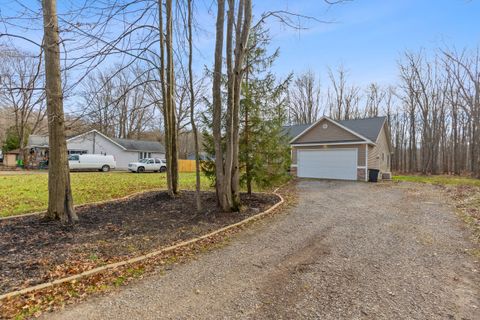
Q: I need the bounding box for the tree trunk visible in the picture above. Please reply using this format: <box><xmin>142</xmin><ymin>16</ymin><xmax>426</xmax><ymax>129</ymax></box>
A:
<box><xmin>223</xmin><ymin>0</ymin><xmax>234</xmax><ymax>210</ymax></box>
<box><xmin>42</xmin><ymin>0</ymin><xmax>77</xmax><ymax>223</ymax></box>
<box><xmin>212</xmin><ymin>0</ymin><xmax>229</xmax><ymax>211</ymax></box>
<box><xmin>212</xmin><ymin>0</ymin><xmax>251</xmax><ymax>211</ymax></box>
<box><xmin>188</xmin><ymin>0</ymin><xmax>202</xmax><ymax>212</ymax></box>
<box><xmin>158</xmin><ymin>0</ymin><xmax>172</xmax><ymax>194</ymax></box>
<box><xmin>166</xmin><ymin>0</ymin><xmax>178</xmax><ymax>194</ymax></box>
<box><xmin>159</xmin><ymin>0</ymin><xmax>178</xmax><ymax>196</ymax></box>
<box><xmin>245</xmin><ymin>65</ymin><xmax>252</xmax><ymax>195</ymax></box>
<box><xmin>231</xmin><ymin>0</ymin><xmax>252</xmax><ymax>208</ymax></box>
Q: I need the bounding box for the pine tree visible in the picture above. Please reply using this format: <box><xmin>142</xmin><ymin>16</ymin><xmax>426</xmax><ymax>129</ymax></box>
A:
<box><xmin>203</xmin><ymin>23</ymin><xmax>292</xmax><ymax>194</ymax></box>
<box><xmin>240</xmin><ymin>23</ymin><xmax>292</xmax><ymax>193</ymax></box>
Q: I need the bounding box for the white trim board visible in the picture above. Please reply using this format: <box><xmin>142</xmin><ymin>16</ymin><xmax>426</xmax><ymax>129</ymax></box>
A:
<box><xmin>292</xmin><ymin>141</ymin><xmax>368</xmax><ymax>147</ymax></box>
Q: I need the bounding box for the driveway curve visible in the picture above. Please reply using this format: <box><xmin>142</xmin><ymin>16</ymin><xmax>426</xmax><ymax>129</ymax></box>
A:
<box><xmin>47</xmin><ymin>180</ymin><xmax>479</xmax><ymax>320</ymax></box>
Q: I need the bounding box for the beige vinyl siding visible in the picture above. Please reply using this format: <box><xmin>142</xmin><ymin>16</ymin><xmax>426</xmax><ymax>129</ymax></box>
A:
<box><xmin>367</xmin><ymin>124</ymin><xmax>391</xmax><ymax>172</ymax></box>
<box><xmin>368</xmin><ymin>145</ymin><xmax>378</xmax><ymax>169</ymax></box>
<box><xmin>292</xmin><ymin>144</ymin><xmax>366</xmax><ymax>167</ymax></box>
<box><xmin>294</xmin><ymin>119</ymin><xmax>363</xmax><ymax>144</ymax></box>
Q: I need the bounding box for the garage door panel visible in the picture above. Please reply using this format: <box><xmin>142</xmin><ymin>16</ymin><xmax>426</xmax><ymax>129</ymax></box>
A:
<box><xmin>298</xmin><ymin>149</ymin><xmax>357</xmax><ymax>180</ymax></box>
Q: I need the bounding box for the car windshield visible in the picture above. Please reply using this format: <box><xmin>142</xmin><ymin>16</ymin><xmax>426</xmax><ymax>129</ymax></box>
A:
<box><xmin>139</xmin><ymin>158</ymin><xmax>149</xmax><ymax>163</ymax></box>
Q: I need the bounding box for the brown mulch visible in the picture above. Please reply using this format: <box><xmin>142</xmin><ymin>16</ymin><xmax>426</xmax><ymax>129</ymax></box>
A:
<box><xmin>0</xmin><ymin>191</ymin><xmax>279</xmax><ymax>296</ymax></box>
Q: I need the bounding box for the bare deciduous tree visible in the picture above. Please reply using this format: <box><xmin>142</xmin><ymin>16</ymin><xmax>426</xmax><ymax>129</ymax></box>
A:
<box><xmin>327</xmin><ymin>66</ymin><xmax>360</xmax><ymax>120</ymax></box>
<box><xmin>0</xmin><ymin>46</ymin><xmax>46</xmax><ymax>162</ymax></box>
<box><xmin>389</xmin><ymin>47</ymin><xmax>478</xmax><ymax>177</ymax></box>
<box><xmin>81</xmin><ymin>66</ymin><xmax>155</xmax><ymax>139</ymax></box>
<box><xmin>212</xmin><ymin>0</ymin><xmax>252</xmax><ymax>211</ymax></box>
<box><xmin>288</xmin><ymin>70</ymin><xmax>321</xmax><ymax>124</ymax></box>
<box><xmin>42</xmin><ymin>0</ymin><xmax>78</xmax><ymax>222</ymax></box>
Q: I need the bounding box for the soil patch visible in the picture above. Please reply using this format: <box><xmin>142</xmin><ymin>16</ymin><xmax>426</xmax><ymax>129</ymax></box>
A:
<box><xmin>0</xmin><ymin>191</ymin><xmax>279</xmax><ymax>296</ymax></box>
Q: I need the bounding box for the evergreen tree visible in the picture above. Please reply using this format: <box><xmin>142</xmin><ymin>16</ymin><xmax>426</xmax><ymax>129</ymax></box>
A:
<box><xmin>241</xmin><ymin>23</ymin><xmax>292</xmax><ymax>193</ymax></box>
<box><xmin>2</xmin><ymin>126</ymin><xmax>22</xmax><ymax>152</ymax></box>
<box><xmin>203</xmin><ymin>23</ymin><xmax>292</xmax><ymax>194</ymax></box>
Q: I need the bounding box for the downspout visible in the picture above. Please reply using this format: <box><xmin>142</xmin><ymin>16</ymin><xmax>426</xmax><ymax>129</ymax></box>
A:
<box><xmin>93</xmin><ymin>131</ymin><xmax>96</xmax><ymax>154</ymax></box>
<box><xmin>365</xmin><ymin>144</ymin><xmax>368</xmax><ymax>182</ymax></box>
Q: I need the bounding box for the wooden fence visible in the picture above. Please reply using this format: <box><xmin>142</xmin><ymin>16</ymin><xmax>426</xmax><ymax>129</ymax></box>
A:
<box><xmin>178</xmin><ymin>159</ymin><xmax>196</xmax><ymax>172</ymax></box>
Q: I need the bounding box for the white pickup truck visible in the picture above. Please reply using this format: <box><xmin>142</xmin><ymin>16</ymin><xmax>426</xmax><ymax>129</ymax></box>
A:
<box><xmin>128</xmin><ymin>158</ymin><xmax>167</xmax><ymax>173</ymax></box>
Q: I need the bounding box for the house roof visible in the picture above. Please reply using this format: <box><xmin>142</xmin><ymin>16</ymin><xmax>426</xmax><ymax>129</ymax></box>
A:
<box><xmin>337</xmin><ymin>117</ymin><xmax>387</xmax><ymax>142</ymax></box>
<box><xmin>283</xmin><ymin>116</ymin><xmax>387</xmax><ymax>144</ymax></box>
<box><xmin>281</xmin><ymin>124</ymin><xmax>311</xmax><ymax>139</ymax></box>
<box><xmin>28</xmin><ymin>130</ymin><xmax>165</xmax><ymax>153</ymax></box>
<box><xmin>112</xmin><ymin>137</ymin><xmax>165</xmax><ymax>153</ymax></box>
<box><xmin>28</xmin><ymin>135</ymin><xmax>49</xmax><ymax>148</ymax></box>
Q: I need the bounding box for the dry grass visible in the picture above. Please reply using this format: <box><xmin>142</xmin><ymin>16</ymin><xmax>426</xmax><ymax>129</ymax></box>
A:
<box><xmin>394</xmin><ymin>175</ymin><xmax>480</xmax><ymax>249</ymax></box>
<box><xmin>393</xmin><ymin>175</ymin><xmax>480</xmax><ymax>187</ymax></box>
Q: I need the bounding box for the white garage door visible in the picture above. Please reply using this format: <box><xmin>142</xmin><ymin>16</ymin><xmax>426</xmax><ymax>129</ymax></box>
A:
<box><xmin>297</xmin><ymin>149</ymin><xmax>357</xmax><ymax>180</ymax></box>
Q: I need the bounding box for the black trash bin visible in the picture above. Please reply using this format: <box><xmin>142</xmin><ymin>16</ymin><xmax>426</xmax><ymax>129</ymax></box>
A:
<box><xmin>368</xmin><ymin>169</ymin><xmax>380</xmax><ymax>182</ymax></box>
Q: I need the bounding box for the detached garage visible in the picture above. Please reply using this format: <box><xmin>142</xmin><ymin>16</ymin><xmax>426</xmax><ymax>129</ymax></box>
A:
<box><xmin>283</xmin><ymin>116</ymin><xmax>392</xmax><ymax>181</ymax></box>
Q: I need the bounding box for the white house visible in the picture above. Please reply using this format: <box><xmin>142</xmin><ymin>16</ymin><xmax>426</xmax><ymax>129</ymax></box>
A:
<box><xmin>28</xmin><ymin>130</ymin><xmax>165</xmax><ymax>170</ymax></box>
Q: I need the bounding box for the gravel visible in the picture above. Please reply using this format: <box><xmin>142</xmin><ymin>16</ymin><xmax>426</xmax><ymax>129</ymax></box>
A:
<box><xmin>45</xmin><ymin>180</ymin><xmax>479</xmax><ymax>320</ymax></box>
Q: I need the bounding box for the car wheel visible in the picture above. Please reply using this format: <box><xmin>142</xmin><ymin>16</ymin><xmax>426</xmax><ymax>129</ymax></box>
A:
<box><xmin>138</xmin><ymin>167</ymin><xmax>145</xmax><ymax>173</ymax></box>
<box><xmin>160</xmin><ymin>166</ymin><xmax>166</xmax><ymax>173</ymax></box>
<box><xmin>101</xmin><ymin>165</ymin><xmax>110</xmax><ymax>172</ymax></box>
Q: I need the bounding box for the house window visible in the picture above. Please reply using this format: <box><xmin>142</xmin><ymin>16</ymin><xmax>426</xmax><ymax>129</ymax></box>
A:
<box><xmin>68</xmin><ymin>150</ymin><xmax>87</xmax><ymax>155</ymax></box>
<box><xmin>382</xmin><ymin>153</ymin><xmax>385</xmax><ymax>161</ymax></box>
<box><xmin>139</xmin><ymin>152</ymin><xmax>152</xmax><ymax>160</ymax></box>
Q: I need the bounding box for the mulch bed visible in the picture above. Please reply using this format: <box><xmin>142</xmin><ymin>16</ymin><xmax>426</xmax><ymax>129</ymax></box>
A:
<box><xmin>0</xmin><ymin>191</ymin><xmax>279</xmax><ymax>296</ymax></box>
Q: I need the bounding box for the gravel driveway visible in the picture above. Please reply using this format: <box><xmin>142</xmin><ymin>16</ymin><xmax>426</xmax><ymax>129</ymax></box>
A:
<box><xmin>46</xmin><ymin>180</ymin><xmax>479</xmax><ymax>320</ymax></box>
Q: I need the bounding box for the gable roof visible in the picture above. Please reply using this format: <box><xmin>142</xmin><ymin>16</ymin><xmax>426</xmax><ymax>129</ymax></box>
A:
<box><xmin>68</xmin><ymin>130</ymin><xmax>128</xmax><ymax>150</ymax></box>
<box><xmin>284</xmin><ymin>116</ymin><xmax>387</xmax><ymax>145</ymax></box>
<box><xmin>30</xmin><ymin>130</ymin><xmax>165</xmax><ymax>153</ymax></box>
<box><xmin>112</xmin><ymin>137</ymin><xmax>165</xmax><ymax>153</ymax></box>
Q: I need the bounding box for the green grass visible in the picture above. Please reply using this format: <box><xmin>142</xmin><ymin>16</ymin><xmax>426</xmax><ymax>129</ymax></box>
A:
<box><xmin>393</xmin><ymin>175</ymin><xmax>480</xmax><ymax>187</ymax></box>
<box><xmin>0</xmin><ymin>172</ymin><xmax>212</xmax><ymax>218</ymax></box>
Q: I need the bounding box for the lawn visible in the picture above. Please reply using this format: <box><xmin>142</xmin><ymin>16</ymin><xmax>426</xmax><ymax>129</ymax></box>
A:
<box><xmin>393</xmin><ymin>175</ymin><xmax>480</xmax><ymax>187</ymax></box>
<box><xmin>394</xmin><ymin>174</ymin><xmax>480</xmax><ymax>249</ymax></box>
<box><xmin>0</xmin><ymin>172</ymin><xmax>213</xmax><ymax>217</ymax></box>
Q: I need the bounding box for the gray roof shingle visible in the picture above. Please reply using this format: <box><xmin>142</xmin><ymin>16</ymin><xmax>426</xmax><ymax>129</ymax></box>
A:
<box><xmin>28</xmin><ymin>135</ymin><xmax>49</xmax><ymax>147</ymax></box>
<box><xmin>337</xmin><ymin>116</ymin><xmax>387</xmax><ymax>142</ymax></box>
<box><xmin>283</xmin><ymin>116</ymin><xmax>387</xmax><ymax>143</ymax></box>
<box><xmin>112</xmin><ymin>138</ymin><xmax>165</xmax><ymax>153</ymax></box>
<box><xmin>281</xmin><ymin>123</ymin><xmax>310</xmax><ymax>139</ymax></box>
<box><xmin>28</xmin><ymin>132</ymin><xmax>165</xmax><ymax>153</ymax></box>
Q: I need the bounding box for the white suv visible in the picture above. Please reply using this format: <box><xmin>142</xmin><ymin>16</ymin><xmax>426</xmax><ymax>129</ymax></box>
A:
<box><xmin>128</xmin><ymin>158</ymin><xmax>167</xmax><ymax>173</ymax></box>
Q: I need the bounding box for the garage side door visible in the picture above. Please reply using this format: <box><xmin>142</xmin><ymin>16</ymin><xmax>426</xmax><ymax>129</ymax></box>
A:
<box><xmin>297</xmin><ymin>149</ymin><xmax>357</xmax><ymax>180</ymax></box>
